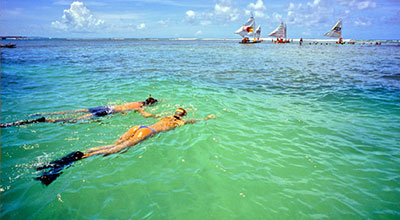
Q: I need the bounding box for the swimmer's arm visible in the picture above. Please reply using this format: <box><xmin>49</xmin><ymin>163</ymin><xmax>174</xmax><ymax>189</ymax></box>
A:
<box><xmin>138</xmin><ymin>108</ymin><xmax>158</xmax><ymax>118</ymax></box>
<box><xmin>184</xmin><ymin>119</ymin><xmax>199</xmax><ymax>124</ymax></box>
<box><xmin>184</xmin><ymin>114</ymin><xmax>215</xmax><ymax>124</ymax></box>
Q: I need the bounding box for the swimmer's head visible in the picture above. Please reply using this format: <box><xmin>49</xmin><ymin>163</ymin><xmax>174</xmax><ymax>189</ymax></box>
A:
<box><xmin>174</xmin><ymin>108</ymin><xmax>187</xmax><ymax>118</ymax></box>
<box><xmin>144</xmin><ymin>94</ymin><xmax>158</xmax><ymax>106</ymax></box>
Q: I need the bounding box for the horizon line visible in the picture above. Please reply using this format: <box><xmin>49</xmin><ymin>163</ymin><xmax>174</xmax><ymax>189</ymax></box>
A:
<box><xmin>1</xmin><ymin>36</ymin><xmax>399</xmax><ymax>42</ymax></box>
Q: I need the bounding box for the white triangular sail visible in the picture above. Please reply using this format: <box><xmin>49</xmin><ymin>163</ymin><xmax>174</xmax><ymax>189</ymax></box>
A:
<box><xmin>268</xmin><ymin>22</ymin><xmax>286</xmax><ymax>39</ymax></box>
<box><xmin>235</xmin><ymin>15</ymin><xmax>255</xmax><ymax>38</ymax></box>
<box><xmin>254</xmin><ymin>25</ymin><xmax>261</xmax><ymax>39</ymax></box>
<box><xmin>324</xmin><ymin>19</ymin><xmax>342</xmax><ymax>38</ymax></box>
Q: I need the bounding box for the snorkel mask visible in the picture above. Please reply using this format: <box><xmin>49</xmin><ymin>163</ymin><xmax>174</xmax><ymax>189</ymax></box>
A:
<box><xmin>145</xmin><ymin>94</ymin><xmax>158</xmax><ymax>106</ymax></box>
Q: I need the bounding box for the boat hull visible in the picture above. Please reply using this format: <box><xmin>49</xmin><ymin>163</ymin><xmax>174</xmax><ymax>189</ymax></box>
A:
<box><xmin>1</xmin><ymin>43</ymin><xmax>16</xmax><ymax>48</ymax></box>
<box><xmin>239</xmin><ymin>41</ymin><xmax>262</xmax><ymax>44</ymax></box>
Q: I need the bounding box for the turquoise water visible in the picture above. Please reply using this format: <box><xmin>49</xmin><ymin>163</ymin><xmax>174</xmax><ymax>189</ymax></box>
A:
<box><xmin>1</xmin><ymin>39</ymin><xmax>400</xmax><ymax>219</ymax></box>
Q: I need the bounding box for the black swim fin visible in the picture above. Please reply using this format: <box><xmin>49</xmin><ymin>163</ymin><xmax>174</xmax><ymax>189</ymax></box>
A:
<box><xmin>36</xmin><ymin>151</ymin><xmax>84</xmax><ymax>186</ymax></box>
<box><xmin>1</xmin><ymin>117</ymin><xmax>46</xmax><ymax>128</ymax></box>
<box><xmin>35</xmin><ymin>172</ymin><xmax>62</xmax><ymax>186</ymax></box>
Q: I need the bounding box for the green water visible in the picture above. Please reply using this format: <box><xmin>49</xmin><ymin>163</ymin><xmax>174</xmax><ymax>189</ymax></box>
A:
<box><xmin>1</xmin><ymin>39</ymin><xmax>400</xmax><ymax>219</ymax></box>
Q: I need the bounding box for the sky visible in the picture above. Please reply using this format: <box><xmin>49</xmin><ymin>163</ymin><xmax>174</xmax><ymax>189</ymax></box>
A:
<box><xmin>1</xmin><ymin>0</ymin><xmax>399</xmax><ymax>39</ymax></box>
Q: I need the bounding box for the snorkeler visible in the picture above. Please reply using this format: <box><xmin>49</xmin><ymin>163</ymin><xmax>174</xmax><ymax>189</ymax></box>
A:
<box><xmin>1</xmin><ymin>95</ymin><xmax>158</xmax><ymax>127</ymax></box>
<box><xmin>35</xmin><ymin>108</ymin><xmax>215</xmax><ymax>185</ymax></box>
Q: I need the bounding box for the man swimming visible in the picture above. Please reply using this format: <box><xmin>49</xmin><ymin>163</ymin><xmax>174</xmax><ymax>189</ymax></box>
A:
<box><xmin>1</xmin><ymin>95</ymin><xmax>158</xmax><ymax>127</ymax></box>
<box><xmin>36</xmin><ymin>108</ymin><xmax>215</xmax><ymax>185</ymax></box>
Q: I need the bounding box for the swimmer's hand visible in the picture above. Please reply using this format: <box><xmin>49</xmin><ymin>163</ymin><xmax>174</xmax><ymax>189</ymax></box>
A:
<box><xmin>205</xmin><ymin>114</ymin><xmax>216</xmax><ymax>120</ymax></box>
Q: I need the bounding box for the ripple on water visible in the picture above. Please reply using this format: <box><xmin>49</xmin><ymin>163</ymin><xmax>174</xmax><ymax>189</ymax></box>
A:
<box><xmin>1</xmin><ymin>40</ymin><xmax>400</xmax><ymax>219</ymax></box>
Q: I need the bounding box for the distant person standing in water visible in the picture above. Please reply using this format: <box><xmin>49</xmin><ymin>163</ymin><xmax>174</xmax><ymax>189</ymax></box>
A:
<box><xmin>1</xmin><ymin>95</ymin><xmax>159</xmax><ymax>127</ymax></box>
<box><xmin>299</xmin><ymin>38</ymin><xmax>303</xmax><ymax>46</ymax></box>
<box><xmin>35</xmin><ymin>108</ymin><xmax>216</xmax><ymax>185</ymax></box>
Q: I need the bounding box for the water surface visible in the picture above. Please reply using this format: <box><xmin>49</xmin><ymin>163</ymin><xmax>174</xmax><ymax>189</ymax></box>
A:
<box><xmin>1</xmin><ymin>39</ymin><xmax>400</xmax><ymax>219</ymax></box>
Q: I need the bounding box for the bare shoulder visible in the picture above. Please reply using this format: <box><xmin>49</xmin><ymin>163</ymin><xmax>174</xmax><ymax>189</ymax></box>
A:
<box><xmin>114</xmin><ymin>102</ymin><xmax>142</xmax><ymax>111</ymax></box>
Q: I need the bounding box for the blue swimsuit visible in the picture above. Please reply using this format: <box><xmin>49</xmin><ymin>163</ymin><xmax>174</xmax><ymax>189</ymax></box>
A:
<box><xmin>88</xmin><ymin>106</ymin><xmax>114</xmax><ymax>117</ymax></box>
<box><xmin>138</xmin><ymin>125</ymin><xmax>156</xmax><ymax>133</ymax></box>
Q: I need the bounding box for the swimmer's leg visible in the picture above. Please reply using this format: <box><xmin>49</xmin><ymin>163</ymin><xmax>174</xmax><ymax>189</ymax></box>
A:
<box><xmin>84</xmin><ymin>147</ymin><xmax>118</xmax><ymax>157</ymax></box>
<box><xmin>1</xmin><ymin>113</ymin><xmax>93</xmax><ymax>127</ymax></box>
<box><xmin>36</xmin><ymin>151</ymin><xmax>84</xmax><ymax>186</ymax></box>
<box><xmin>85</xmin><ymin>145</ymin><xmax>115</xmax><ymax>156</ymax></box>
<box><xmin>102</xmin><ymin>127</ymin><xmax>154</xmax><ymax>156</ymax></box>
<box><xmin>34</xmin><ymin>108</ymin><xmax>89</xmax><ymax>116</ymax></box>
<box><xmin>1</xmin><ymin>117</ymin><xmax>46</xmax><ymax>128</ymax></box>
<box><xmin>44</xmin><ymin>113</ymin><xmax>94</xmax><ymax>124</ymax></box>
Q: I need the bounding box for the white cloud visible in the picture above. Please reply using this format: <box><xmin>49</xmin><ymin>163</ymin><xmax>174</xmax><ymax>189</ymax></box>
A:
<box><xmin>215</xmin><ymin>3</ymin><xmax>230</xmax><ymax>14</ymax></box>
<box><xmin>184</xmin><ymin>0</ymin><xmax>239</xmax><ymax>26</ymax></box>
<box><xmin>338</xmin><ymin>0</ymin><xmax>377</xmax><ymax>10</ymax></box>
<box><xmin>185</xmin><ymin>10</ymin><xmax>197</xmax><ymax>23</ymax></box>
<box><xmin>186</xmin><ymin>10</ymin><xmax>195</xmax><ymax>18</ymax></box>
<box><xmin>195</xmin><ymin>30</ymin><xmax>202</xmax><ymax>36</ymax></box>
<box><xmin>185</xmin><ymin>10</ymin><xmax>214</xmax><ymax>25</ymax></box>
<box><xmin>272</xmin><ymin>12</ymin><xmax>283</xmax><ymax>23</ymax></box>
<box><xmin>157</xmin><ymin>19</ymin><xmax>170</xmax><ymax>25</ymax></box>
<box><xmin>214</xmin><ymin>0</ymin><xmax>240</xmax><ymax>21</ymax></box>
<box><xmin>285</xmin><ymin>0</ymin><xmax>379</xmax><ymax>30</ymax></box>
<box><xmin>51</xmin><ymin>1</ymin><xmax>104</xmax><ymax>32</ymax></box>
<box><xmin>245</xmin><ymin>0</ymin><xmax>267</xmax><ymax>19</ymax></box>
<box><xmin>354</xmin><ymin>17</ymin><xmax>372</xmax><ymax>26</ymax></box>
<box><xmin>357</xmin><ymin>1</ymin><xmax>376</xmax><ymax>10</ymax></box>
<box><xmin>288</xmin><ymin>2</ymin><xmax>300</xmax><ymax>11</ymax></box>
<box><xmin>136</xmin><ymin>23</ymin><xmax>146</xmax><ymax>30</ymax></box>
<box><xmin>186</xmin><ymin>0</ymin><xmax>254</xmax><ymax>26</ymax></box>
<box><xmin>307</xmin><ymin>0</ymin><xmax>321</xmax><ymax>8</ymax></box>
<box><xmin>200</xmin><ymin>20</ymin><xmax>212</xmax><ymax>26</ymax></box>
<box><xmin>248</xmin><ymin>0</ymin><xmax>266</xmax><ymax>11</ymax></box>
<box><xmin>286</xmin><ymin>0</ymin><xmax>333</xmax><ymax>27</ymax></box>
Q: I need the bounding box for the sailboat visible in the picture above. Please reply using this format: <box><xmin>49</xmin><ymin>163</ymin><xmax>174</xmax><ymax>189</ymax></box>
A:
<box><xmin>268</xmin><ymin>22</ymin><xmax>289</xmax><ymax>43</ymax></box>
<box><xmin>324</xmin><ymin>18</ymin><xmax>345</xmax><ymax>44</ymax></box>
<box><xmin>235</xmin><ymin>15</ymin><xmax>262</xmax><ymax>44</ymax></box>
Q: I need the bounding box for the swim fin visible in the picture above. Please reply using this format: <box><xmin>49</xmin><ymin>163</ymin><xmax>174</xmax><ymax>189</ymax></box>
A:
<box><xmin>36</xmin><ymin>151</ymin><xmax>84</xmax><ymax>186</ymax></box>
